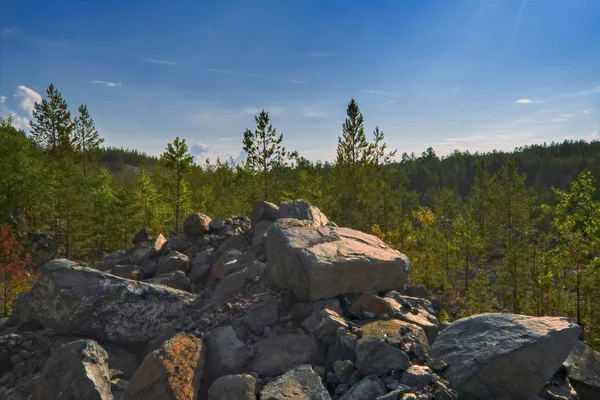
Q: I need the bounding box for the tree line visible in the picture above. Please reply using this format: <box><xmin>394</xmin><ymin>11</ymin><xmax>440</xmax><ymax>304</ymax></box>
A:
<box><xmin>1</xmin><ymin>82</ymin><xmax>600</xmax><ymax>350</ymax></box>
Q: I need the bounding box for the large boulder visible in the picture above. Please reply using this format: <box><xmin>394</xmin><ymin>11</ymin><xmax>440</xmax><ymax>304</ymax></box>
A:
<box><xmin>244</xmin><ymin>294</ymin><xmax>279</xmax><ymax>335</ymax></box>
<box><xmin>259</xmin><ymin>365</ymin><xmax>331</xmax><ymax>400</ymax></box>
<box><xmin>208</xmin><ymin>374</ymin><xmax>257</xmax><ymax>400</ymax></box>
<box><xmin>125</xmin><ymin>332</ymin><xmax>205</xmax><ymax>400</ymax></box>
<box><xmin>251</xmin><ymin>201</ymin><xmax>279</xmax><ymax>229</ymax></box>
<box><xmin>382</xmin><ymin>295</ymin><xmax>439</xmax><ymax>344</ymax></box>
<box><xmin>430</xmin><ymin>313</ymin><xmax>581</xmax><ymax>400</ymax></box>
<box><xmin>354</xmin><ymin>337</ymin><xmax>410</xmax><ymax>376</ymax></box>
<box><xmin>25</xmin><ymin>259</ymin><xmax>197</xmax><ymax>343</ymax></box>
<box><xmin>157</xmin><ymin>251</ymin><xmax>190</xmax><ymax>276</ymax></box>
<box><xmin>266</xmin><ymin>219</ymin><xmax>409</xmax><ymax>301</ymax></box>
<box><xmin>183</xmin><ymin>213</ymin><xmax>212</xmax><ymax>237</ymax></box>
<box><xmin>277</xmin><ymin>199</ymin><xmax>330</xmax><ymax>226</ymax></box>
<box><xmin>247</xmin><ymin>334</ymin><xmax>324</xmax><ymax>377</ymax></box>
<box><xmin>33</xmin><ymin>339</ymin><xmax>113</xmax><ymax>400</ymax></box>
<box><xmin>205</xmin><ymin>326</ymin><xmax>250</xmax><ymax>383</ymax></box>
<box><xmin>564</xmin><ymin>341</ymin><xmax>600</xmax><ymax>400</ymax></box>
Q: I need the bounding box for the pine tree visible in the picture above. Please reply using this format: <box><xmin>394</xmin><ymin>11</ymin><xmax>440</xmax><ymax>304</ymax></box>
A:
<box><xmin>162</xmin><ymin>137</ymin><xmax>193</xmax><ymax>234</ymax></box>
<box><xmin>73</xmin><ymin>104</ymin><xmax>104</xmax><ymax>176</ymax></box>
<box><xmin>242</xmin><ymin>110</ymin><xmax>296</xmax><ymax>202</ymax></box>
<box><xmin>337</xmin><ymin>99</ymin><xmax>369</xmax><ymax>168</ymax></box>
<box><xmin>30</xmin><ymin>83</ymin><xmax>74</xmax><ymax>155</ymax></box>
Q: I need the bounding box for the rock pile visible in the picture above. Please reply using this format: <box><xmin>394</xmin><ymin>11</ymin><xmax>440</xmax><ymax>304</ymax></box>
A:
<box><xmin>0</xmin><ymin>199</ymin><xmax>594</xmax><ymax>400</ymax></box>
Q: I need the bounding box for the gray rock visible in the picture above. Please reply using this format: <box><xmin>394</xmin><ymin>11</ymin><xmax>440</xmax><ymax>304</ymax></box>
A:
<box><xmin>217</xmin><ymin>235</ymin><xmax>248</xmax><ymax>256</ymax></box>
<box><xmin>251</xmin><ymin>201</ymin><xmax>279</xmax><ymax>229</ymax></box>
<box><xmin>292</xmin><ymin>299</ymin><xmax>343</xmax><ymax>332</ymax></box>
<box><xmin>184</xmin><ymin>212</ymin><xmax>212</xmax><ymax>237</ymax></box>
<box><xmin>145</xmin><ymin>270</ymin><xmax>190</xmax><ymax>290</ymax></box>
<box><xmin>333</xmin><ymin>359</ymin><xmax>355</xmax><ymax>383</ymax></box>
<box><xmin>208</xmin><ymin>374</ymin><xmax>256</xmax><ymax>400</ymax></box>
<box><xmin>243</xmin><ymin>260</ymin><xmax>266</xmax><ymax>281</ymax></box>
<box><xmin>132</xmin><ymin>228</ymin><xmax>149</xmax><ymax>245</ymax></box>
<box><xmin>383</xmin><ymin>295</ymin><xmax>439</xmax><ymax>344</ymax></box>
<box><xmin>400</xmin><ymin>365</ymin><xmax>433</xmax><ymax>390</ymax></box>
<box><xmin>205</xmin><ymin>326</ymin><xmax>250</xmax><ymax>382</ymax></box>
<box><xmin>33</xmin><ymin>339</ymin><xmax>113</xmax><ymax>400</ymax></box>
<box><xmin>355</xmin><ymin>337</ymin><xmax>410</xmax><ymax>376</ymax></box>
<box><xmin>248</xmin><ymin>334</ymin><xmax>324</xmax><ymax>377</ymax></box>
<box><xmin>189</xmin><ymin>263</ymin><xmax>210</xmax><ymax>283</ymax></box>
<box><xmin>95</xmin><ymin>250</ymin><xmax>129</xmax><ymax>271</ymax></box>
<box><xmin>144</xmin><ymin>328</ymin><xmax>180</xmax><ymax>359</ymax></box>
<box><xmin>260</xmin><ymin>365</ymin><xmax>331</xmax><ymax>400</ymax></box>
<box><xmin>564</xmin><ymin>340</ymin><xmax>600</xmax><ymax>400</ymax></box>
<box><xmin>127</xmin><ymin>236</ymin><xmax>166</xmax><ymax>265</ymax></box>
<box><xmin>125</xmin><ymin>332</ymin><xmax>205</xmax><ymax>400</ymax></box>
<box><xmin>430</xmin><ymin>313</ymin><xmax>581</xmax><ymax>400</ymax></box>
<box><xmin>215</xmin><ymin>270</ymin><xmax>247</xmax><ymax>303</ymax></box>
<box><xmin>156</xmin><ymin>251</ymin><xmax>190</xmax><ymax>276</ymax></box>
<box><xmin>209</xmin><ymin>218</ymin><xmax>224</xmax><ymax>231</ymax></box>
<box><xmin>266</xmin><ymin>219</ymin><xmax>409</xmax><ymax>301</ymax></box>
<box><xmin>107</xmin><ymin>265</ymin><xmax>142</xmax><ymax>280</ymax></box>
<box><xmin>25</xmin><ymin>259</ymin><xmax>197</xmax><ymax>343</ymax></box>
<box><xmin>191</xmin><ymin>248</ymin><xmax>215</xmax><ymax>266</ymax></box>
<box><xmin>348</xmin><ymin>292</ymin><xmax>395</xmax><ymax>319</ymax></box>
<box><xmin>340</xmin><ymin>375</ymin><xmax>386</xmax><ymax>400</ymax></box>
<box><xmin>252</xmin><ymin>220</ymin><xmax>272</xmax><ymax>247</ymax></box>
<box><xmin>244</xmin><ymin>295</ymin><xmax>279</xmax><ymax>335</ymax></box>
<box><xmin>277</xmin><ymin>199</ymin><xmax>330</xmax><ymax>226</ymax></box>
<box><xmin>102</xmin><ymin>343</ymin><xmax>137</xmax><ymax>380</ymax></box>
<box><xmin>315</xmin><ymin>308</ymin><xmax>348</xmax><ymax>344</ymax></box>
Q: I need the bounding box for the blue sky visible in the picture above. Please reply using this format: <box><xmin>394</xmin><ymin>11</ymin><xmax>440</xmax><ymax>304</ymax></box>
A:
<box><xmin>1</xmin><ymin>0</ymin><xmax>599</xmax><ymax>163</ymax></box>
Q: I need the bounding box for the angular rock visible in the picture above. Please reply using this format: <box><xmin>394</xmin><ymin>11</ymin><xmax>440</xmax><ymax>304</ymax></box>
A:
<box><xmin>189</xmin><ymin>263</ymin><xmax>210</xmax><ymax>283</ymax></box>
<box><xmin>222</xmin><ymin>254</ymin><xmax>256</xmax><ymax>278</ymax></box>
<box><xmin>260</xmin><ymin>364</ymin><xmax>331</xmax><ymax>400</ymax></box>
<box><xmin>340</xmin><ymin>375</ymin><xmax>386</xmax><ymax>400</ymax></box>
<box><xmin>25</xmin><ymin>259</ymin><xmax>197</xmax><ymax>343</ymax></box>
<box><xmin>184</xmin><ymin>213</ymin><xmax>212</xmax><ymax>237</ymax></box>
<box><xmin>215</xmin><ymin>271</ymin><xmax>247</xmax><ymax>303</ymax></box>
<box><xmin>315</xmin><ymin>308</ymin><xmax>348</xmax><ymax>344</ymax></box>
<box><xmin>355</xmin><ymin>337</ymin><xmax>410</xmax><ymax>376</ymax></box>
<box><xmin>217</xmin><ymin>235</ymin><xmax>248</xmax><ymax>257</ymax></box>
<box><xmin>277</xmin><ymin>199</ymin><xmax>330</xmax><ymax>226</ymax></box>
<box><xmin>33</xmin><ymin>339</ymin><xmax>113</xmax><ymax>400</ymax></box>
<box><xmin>266</xmin><ymin>219</ymin><xmax>409</xmax><ymax>301</ymax></box>
<box><xmin>564</xmin><ymin>340</ymin><xmax>600</xmax><ymax>400</ymax></box>
<box><xmin>107</xmin><ymin>265</ymin><xmax>142</xmax><ymax>280</ymax></box>
<box><xmin>191</xmin><ymin>248</ymin><xmax>215</xmax><ymax>267</ymax></box>
<box><xmin>252</xmin><ymin>220</ymin><xmax>272</xmax><ymax>247</ymax></box>
<box><xmin>383</xmin><ymin>297</ymin><xmax>439</xmax><ymax>344</ymax></box>
<box><xmin>248</xmin><ymin>334</ymin><xmax>324</xmax><ymax>377</ymax></box>
<box><xmin>349</xmin><ymin>293</ymin><xmax>395</xmax><ymax>319</ymax></box>
<box><xmin>208</xmin><ymin>374</ymin><xmax>256</xmax><ymax>400</ymax></box>
<box><xmin>400</xmin><ymin>365</ymin><xmax>433</xmax><ymax>390</ymax></box>
<box><xmin>146</xmin><ymin>270</ymin><xmax>190</xmax><ymax>291</ymax></box>
<box><xmin>360</xmin><ymin>319</ymin><xmax>430</xmax><ymax>350</ymax></box>
<box><xmin>209</xmin><ymin>218</ymin><xmax>224</xmax><ymax>232</ymax></box>
<box><xmin>95</xmin><ymin>250</ymin><xmax>129</xmax><ymax>271</ymax></box>
<box><xmin>244</xmin><ymin>294</ymin><xmax>279</xmax><ymax>335</ymax></box>
<box><xmin>125</xmin><ymin>333</ymin><xmax>205</xmax><ymax>400</ymax></box>
<box><xmin>251</xmin><ymin>201</ymin><xmax>279</xmax><ymax>229</ymax></box>
<box><xmin>132</xmin><ymin>228</ymin><xmax>149</xmax><ymax>245</ymax></box>
<box><xmin>333</xmin><ymin>359</ymin><xmax>355</xmax><ymax>383</ymax></box>
<box><xmin>128</xmin><ymin>237</ymin><xmax>164</xmax><ymax>266</ymax></box>
<box><xmin>157</xmin><ymin>251</ymin><xmax>190</xmax><ymax>276</ymax></box>
<box><xmin>205</xmin><ymin>326</ymin><xmax>250</xmax><ymax>382</ymax></box>
<box><xmin>144</xmin><ymin>328</ymin><xmax>181</xmax><ymax>359</ymax></box>
<box><xmin>430</xmin><ymin>313</ymin><xmax>581</xmax><ymax>400</ymax></box>
<box><xmin>292</xmin><ymin>299</ymin><xmax>343</xmax><ymax>332</ymax></box>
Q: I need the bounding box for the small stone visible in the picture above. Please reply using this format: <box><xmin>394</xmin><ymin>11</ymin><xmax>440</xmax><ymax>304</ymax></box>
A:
<box><xmin>400</xmin><ymin>365</ymin><xmax>433</xmax><ymax>390</ymax></box>
<box><xmin>333</xmin><ymin>359</ymin><xmax>355</xmax><ymax>383</ymax></box>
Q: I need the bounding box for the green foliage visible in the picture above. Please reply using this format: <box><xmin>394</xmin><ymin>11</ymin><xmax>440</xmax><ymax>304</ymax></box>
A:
<box><xmin>73</xmin><ymin>104</ymin><xmax>104</xmax><ymax>176</ymax></box>
<box><xmin>30</xmin><ymin>83</ymin><xmax>74</xmax><ymax>155</ymax></box>
<box><xmin>161</xmin><ymin>137</ymin><xmax>194</xmax><ymax>234</ymax></box>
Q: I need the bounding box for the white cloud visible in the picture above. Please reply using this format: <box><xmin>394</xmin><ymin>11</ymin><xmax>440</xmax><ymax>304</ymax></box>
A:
<box><xmin>8</xmin><ymin>113</ymin><xmax>30</xmax><ymax>130</ymax></box>
<box><xmin>142</xmin><ymin>58</ymin><xmax>177</xmax><ymax>66</ymax></box>
<box><xmin>583</xmin><ymin>109</ymin><xmax>591</xmax><ymax>114</ymax></box>
<box><xmin>515</xmin><ymin>99</ymin><xmax>533</xmax><ymax>104</ymax></box>
<box><xmin>587</xmin><ymin>131</ymin><xmax>598</xmax><ymax>142</ymax></box>
<box><xmin>365</xmin><ymin>90</ymin><xmax>399</xmax><ymax>97</ymax></box>
<box><xmin>0</xmin><ymin>96</ymin><xmax>5</xmax><ymax>104</ymax></box>
<box><xmin>15</xmin><ymin>85</ymin><xmax>42</xmax><ymax>115</ymax></box>
<box><xmin>383</xmin><ymin>100</ymin><xmax>396</xmax><ymax>105</ymax></box>
<box><xmin>190</xmin><ymin>142</ymin><xmax>211</xmax><ymax>156</ymax></box>
<box><xmin>91</xmin><ymin>80</ymin><xmax>122</xmax><ymax>87</ymax></box>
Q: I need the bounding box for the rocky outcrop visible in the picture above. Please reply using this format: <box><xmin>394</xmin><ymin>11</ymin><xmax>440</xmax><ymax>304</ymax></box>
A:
<box><xmin>125</xmin><ymin>333</ymin><xmax>205</xmax><ymax>400</ymax></box>
<box><xmin>430</xmin><ymin>313</ymin><xmax>581</xmax><ymax>400</ymax></box>
<box><xmin>24</xmin><ymin>259</ymin><xmax>197</xmax><ymax>343</ymax></box>
<box><xmin>564</xmin><ymin>341</ymin><xmax>600</xmax><ymax>400</ymax></box>
<box><xmin>266</xmin><ymin>219</ymin><xmax>409</xmax><ymax>301</ymax></box>
<box><xmin>260</xmin><ymin>365</ymin><xmax>330</xmax><ymax>400</ymax></box>
<box><xmin>33</xmin><ymin>339</ymin><xmax>113</xmax><ymax>400</ymax></box>
<box><xmin>251</xmin><ymin>201</ymin><xmax>279</xmax><ymax>229</ymax></box>
<box><xmin>183</xmin><ymin>213</ymin><xmax>212</xmax><ymax>237</ymax></box>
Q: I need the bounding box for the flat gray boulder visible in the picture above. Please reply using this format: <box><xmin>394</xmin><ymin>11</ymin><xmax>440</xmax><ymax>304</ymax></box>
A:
<box><xmin>33</xmin><ymin>339</ymin><xmax>113</xmax><ymax>400</ymax></box>
<box><xmin>247</xmin><ymin>334</ymin><xmax>324</xmax><ymax>377</ymax></box>
<box><xmin>251</xmin><ymin>201</ymin><xmax>279</xmax><ymax>229</ymax></box>
<box><xmin>24</xmin><ymin>259</ymin><xmax>197</xmax><ymax>343</ymax></box>
<box><xmin>260</xmin><ymin>365</ymin><xmax>330</xmax><ymax>400</ymax></box>
<box><xmin>564</xmin><ymin>341</ymin><xmax>600</xmax><ymax>400</ymax></box>
<box><xmin>430</xmin><ymin>313</ymin><xmax>581</xmax><ymax>400</ymax></box>
<box><xmin>277</xmin><ymin>199</ymin><xmax>330</xmax><ymax>226</ymax></box>
<box><xmin>266</xmin><ymin>219</ymin><xmax>409</xmax><ymax>301</ymax></box>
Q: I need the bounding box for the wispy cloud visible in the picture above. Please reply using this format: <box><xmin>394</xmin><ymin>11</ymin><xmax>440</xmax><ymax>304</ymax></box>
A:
<box><xmin>206</xmin><ymin>68</ymin><xmax>268</xmax><ymax>79</ymax></box>
<box><xmin>290</xmin><ymin>80</ymin><xmax>308</xmax><ymax>85</ymax></box>
<box><xmin>583</xmin><ymin>109</ymin><xmax>591</xmax><ymax>114</ymax></box>
<box><xmin>383</xmin><ymin>100</ymin><xmax>396</xmax><ymax>105</ymax></box>
<box><xmin>218</xmin><ymin>137</ymin><xmax>234</xmax><ymax>141</ymax></box>
<box><xmin>142</xmin><ymin>58</ymin><xmax>177</xmax><ymax>66</ymax></box>
<box><xmin>310</xmin><ymin>52</ymin><xmax>337</xmax><ymax>57</ymax></box>
<box><xmin>553</xmin><ymin>113</ymin><xmax>576</xmax><ymax>123</ymax></box>
<box><xmin>1</xmin><ymin>27</ymin><xmax>16</xmax><ymax>35</ymax></box>
<box><xmin>365</xmin><ymin>90</ymin><xmax>399</xmax><ymax>97</ymax></box>
<box><xmin>515</xmin><ymin>98</ymin><xmax>533</xmax><ymax>104</ymax></box>
<box><xmin>0</xmin><ymin>96</ymin><xmax>6</xmax><ymax>104</ymax></box>
<box><xmin>91</xmin><ymin>80</ymin><xmax>122</xmax><ymax>88</ymax></box>
<box><xmin>15</xmin><ymin>85</ymin><xmax>42</xmax><ymax>114</ymax></box>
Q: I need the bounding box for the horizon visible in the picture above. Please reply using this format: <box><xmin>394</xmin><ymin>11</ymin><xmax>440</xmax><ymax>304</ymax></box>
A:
<box><xmin>1</xmin><ymin>0</ymin><xmax>599</xmax><ymax>163</ymax></box>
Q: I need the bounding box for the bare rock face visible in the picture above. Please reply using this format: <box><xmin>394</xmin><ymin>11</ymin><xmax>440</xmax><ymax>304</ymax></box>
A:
<box><xmin>184</xmin><ymin>213</ymin><xmax>212</xmax><ymax>237</ymax></box>
<box><xmin>564</xmin><ymin>341</ymin><xmax>600</xmax><ymax>400</ymax></box>
<box><xmin>25</xmin><ymin>259</ymin><xmax>197</xmax><ymax>344</ymax></box>
<box><xmin>430</xmin><ymin>313</ymin><xmax>581</xmax><ymax>400</ymax></box>
<box><xmin>247</xmin><ymin>334</ymin><xmax>325</xmax><ymax>377</ymax></box>
<box><xmin>277</xmin><ymin>199</ymin><xmax>330</xmax><ymax>226</ymax></box>
<box><xmin>33</xmin><ymin>339</ymin><xmax>113</xmax><ymax>400</ymax></box>
<box><xmin>125</xmin><ymin>333</ymin><xmax>205</xmax><ymax>400</ymax></box>
<box><xmin>208</xmin><ymin>374</ymin><xmax>257</xmax><ymax>400</ymax></box>
<box><xmin>266</xmin><ymin>219</ymin><xmax>409</xmax><ymax>301</ymax></box>
<box><xmin>259</xmin><ymin>364</ymin><xmax>331</xmax><ymax>400</ymax></box>
<box><xmin>251</xmin><ymin>201</ymin><xmax>279</xmax><ymax>229</ymax></box>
